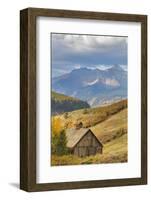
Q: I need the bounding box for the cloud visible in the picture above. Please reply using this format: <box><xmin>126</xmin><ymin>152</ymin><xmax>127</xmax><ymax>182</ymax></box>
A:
<box><xmin>51</xmin><ymin>33</ymin><xmax>128</xmax><ymax>77</ymax></box>
<box><xmin>52</xmin><ymin>34</ymin><xmax>127</xmax><ymax>53</ymax></box>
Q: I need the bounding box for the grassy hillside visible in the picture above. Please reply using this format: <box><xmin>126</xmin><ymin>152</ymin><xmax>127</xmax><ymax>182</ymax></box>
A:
<box><xmin>51</xmin><ymin>134</ymin><xmax>127</xmax><ymax>165</ymax></box>
<box><xmin>51</xmin><ymin>100</ymin><xmax>128</xmax><ymax>166</ymax></box>
<box><xmin>91</xmin><ymin>108</ymin><xmax>127</xmax><ymax>143</ymax></box>
<box><xmin>52</xmin><ymin>91</ymin><xmax>82</xmax><ymax>101</ymax></box>
<box><xmin>55</xmin><ymin>99</ymin><xmax>127</xmax><ymax>129</ymax></box>
<box><xmin>51</xmin><ymin>91</ymin><xmax>90</xmax><ymax>115</ymax></box>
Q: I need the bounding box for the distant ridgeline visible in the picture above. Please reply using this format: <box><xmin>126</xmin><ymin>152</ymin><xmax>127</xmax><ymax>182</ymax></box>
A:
<box><xmin>52</xmin><ymin>66</ymin><xmax>127</xmax><ymax>107</ymax></box>
<box><xmin>51</xmin><ymin>91</ymin><xmax>90</xmax><ymax>115</ymax></box>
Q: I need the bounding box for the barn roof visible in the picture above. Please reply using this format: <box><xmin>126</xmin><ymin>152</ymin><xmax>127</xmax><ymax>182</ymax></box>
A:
<box><xmin>66</xmin><ymin>128</ymin><xmax>102</xmax><ymax>149</ymax></box>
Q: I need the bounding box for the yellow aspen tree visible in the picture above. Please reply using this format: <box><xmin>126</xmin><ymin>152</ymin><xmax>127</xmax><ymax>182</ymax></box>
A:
<box><xmin>51</xmin><ymin>117</ymin><xmax>62</xmax><ymax>136</ymax></box>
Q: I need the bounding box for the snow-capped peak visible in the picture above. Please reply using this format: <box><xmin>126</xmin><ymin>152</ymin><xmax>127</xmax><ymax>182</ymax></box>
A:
<box><xmin>84</xmin><ymin>79</ymin><xmax>99</xmax><ymax>86</ymax></box>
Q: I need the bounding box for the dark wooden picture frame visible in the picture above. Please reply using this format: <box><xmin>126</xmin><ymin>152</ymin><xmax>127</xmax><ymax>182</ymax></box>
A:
<box><xmin>20</xmin><ymin>7</ymin><xmax>147</xmax><ymax>192</ymax></box>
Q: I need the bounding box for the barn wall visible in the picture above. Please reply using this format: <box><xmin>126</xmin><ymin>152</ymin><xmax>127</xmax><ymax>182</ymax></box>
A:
<box><xmin>73</xmin><ymin>131</ymin><xmax>102</xmax><ymax>157</ymax></box>
<box><xmin>76</xmin><ymin>131</ymin><xmax>101</xmax><ymax>148</ymax></box>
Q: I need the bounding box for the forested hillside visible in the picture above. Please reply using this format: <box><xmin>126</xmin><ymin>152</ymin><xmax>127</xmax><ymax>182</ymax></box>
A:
<box><xmin>51</xmin><ymin>91</ymin><xmax>90</xmax><ymax>115</ymax></box>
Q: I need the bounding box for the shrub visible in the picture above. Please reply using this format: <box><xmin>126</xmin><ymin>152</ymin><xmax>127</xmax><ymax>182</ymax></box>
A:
<box><xmin>117</xmin><ymin>128</ymin><xmax>125</xmax><ymax>137</ymax></box>
<box><xmin>52</xmin><ymin>129</ymin><xmax>68</xmax><ymax>156</ymax></box>
<box><xmin>83</xmin><ymin>108</ymin><xmax>88</xmax><ymax>114</ymax></box>
<box><xmin>64</xmin><ymin>112</ymin><xmax>68</xmax><ymax>119</ymax></box>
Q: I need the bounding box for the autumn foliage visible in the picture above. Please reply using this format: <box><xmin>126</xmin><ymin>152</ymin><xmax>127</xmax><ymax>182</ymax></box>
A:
<box><xmin>52</xmin><ymin>117</ymin><xmax>62</xmax><ymax>136</ymax></box>
<box><xmin>51</xmin><ymin>117</ymin><xmax>68</xmax><ymax>155</ymax></box>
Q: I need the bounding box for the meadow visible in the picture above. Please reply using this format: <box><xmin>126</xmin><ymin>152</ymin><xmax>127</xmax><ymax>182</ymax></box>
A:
<box><xmin>51</xmin><ymin>100</ymin><xmax>128</xmax><ymax>166</ymax></box>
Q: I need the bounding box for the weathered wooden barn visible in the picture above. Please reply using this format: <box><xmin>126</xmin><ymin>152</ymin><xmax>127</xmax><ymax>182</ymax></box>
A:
<box><xmin>66</xmin><ymin>127</ymin><xmax>103</xmax><ymax>157</ymax></box>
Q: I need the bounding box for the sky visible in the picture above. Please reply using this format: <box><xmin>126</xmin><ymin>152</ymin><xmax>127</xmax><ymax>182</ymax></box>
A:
<box><xmin>51</xmin><ymin>33</ymin><xmax>128</xmax><ymax>77</ymax></box>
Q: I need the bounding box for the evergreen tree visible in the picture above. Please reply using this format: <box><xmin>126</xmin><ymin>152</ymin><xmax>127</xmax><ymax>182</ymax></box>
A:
<box><xmin>56</xmin><ymin>130</ymin><xmax>68</xmax><ymax>155</ymax></box>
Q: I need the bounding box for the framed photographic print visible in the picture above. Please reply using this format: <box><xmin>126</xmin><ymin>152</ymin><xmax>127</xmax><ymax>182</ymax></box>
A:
<box><xmin>20</xmin><ymin>8</ymin><xmax>147</xmax><ymax>191</ymax></box>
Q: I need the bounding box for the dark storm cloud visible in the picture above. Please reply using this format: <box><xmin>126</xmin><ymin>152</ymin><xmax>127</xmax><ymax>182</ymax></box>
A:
<box><xmin>51</xmin><ymin>33</ymin><xmax>127</xmax><ymax>77</ymax></box>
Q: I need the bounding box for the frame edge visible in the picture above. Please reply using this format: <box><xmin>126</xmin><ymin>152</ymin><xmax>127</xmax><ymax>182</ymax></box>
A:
<box><xmin>20</xmin><ymin>8</ymin><xmax>37</xmax><ymax>192</ymax></box>
<box><xmin>20</xmin><ymin>7</ymin><xmax>148</xmax><ymax>192</ymax></box>
<box><xmin>20</xmin><ymin>8</ymin><xmax>29</xmax><ymax>191</ymax></box>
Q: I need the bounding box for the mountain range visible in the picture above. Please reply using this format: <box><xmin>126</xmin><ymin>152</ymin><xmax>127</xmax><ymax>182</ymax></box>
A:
<box><xmin>52</xmin><ymin>65</ymin><xmax>127</xmax><ymax>107</ymax></box>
